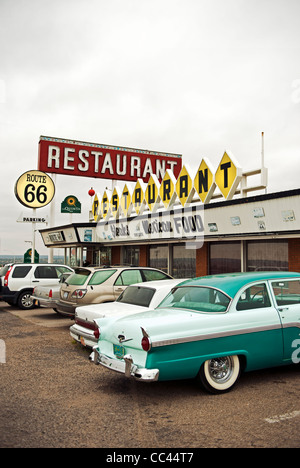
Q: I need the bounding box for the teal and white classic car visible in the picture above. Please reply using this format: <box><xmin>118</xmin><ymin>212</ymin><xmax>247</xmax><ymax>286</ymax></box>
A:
<box><xmin>92</xmin><ymin>272</ymin><xmax>300</xmax><ymax>393</ymax></box>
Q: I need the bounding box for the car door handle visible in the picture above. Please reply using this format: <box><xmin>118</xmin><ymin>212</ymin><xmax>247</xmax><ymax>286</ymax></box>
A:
<box><xmin>278</xmin><ymin>307</ymin><xmax>289</xmax><ymax>312</ymax></box>
<box><xmin>32</xmin><ymin>280</ymin><xmax>40</xmax><ymax>283</ymax></box>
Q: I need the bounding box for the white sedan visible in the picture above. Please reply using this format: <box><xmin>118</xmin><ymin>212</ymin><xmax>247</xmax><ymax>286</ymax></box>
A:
<box><xmin>70</xmin><ymin>279</ymin><xmax>185</xmax><ymax>348</ymax></box>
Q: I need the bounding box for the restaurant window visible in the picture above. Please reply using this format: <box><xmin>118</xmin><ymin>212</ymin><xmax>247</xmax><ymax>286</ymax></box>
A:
<box><xmin>149</xmin><ymin>245</ymin><xmax>168</xmax><ymax>274</ymax></box>
<box><xmin>246</xmin><ymin>241</ymin><xmax>288</xmax><ymax>272</ymax></box>
<box><xmin>172</xmin><ymin>245</ymin><xmax>196</xmax><ymax>279</ymax></box>
<box><xmin>209</xmin><ymin>242</ymin><xmax>241</xmax><ymax>275</ymax></box>
<box><xmin>123</xmin><ymin>247</ymin><xmax>140</xmax><ymax>266</ymax></box>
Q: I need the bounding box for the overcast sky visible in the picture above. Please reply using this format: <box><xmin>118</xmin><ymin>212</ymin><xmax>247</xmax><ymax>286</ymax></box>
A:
<box><xmin>0</xmin><ymin>0</ymin><xmax>300</xmax><ymax>257</ymax></box>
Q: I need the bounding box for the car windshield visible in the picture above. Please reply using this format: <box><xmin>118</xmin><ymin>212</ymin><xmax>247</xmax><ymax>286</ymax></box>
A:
<box><xmin>117</xmin><ymin>286</ymin><xmax>156</xmax><ymax>307</ymax></box>
<box><xmin>158</xmin><ymin>286</ymin><xmax>231</xmax><ymax>313</ymax></box>
<box><xmin>66</xmin><ymin>269</ymin><xmax>91</xmax><ymax>286</ymax></box>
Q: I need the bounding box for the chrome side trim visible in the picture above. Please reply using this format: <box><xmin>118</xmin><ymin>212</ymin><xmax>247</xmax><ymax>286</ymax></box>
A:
<box><xmin>151</xmin><ymin>323</ymin><xmax>289</xmax><ymax>348</ymax></box>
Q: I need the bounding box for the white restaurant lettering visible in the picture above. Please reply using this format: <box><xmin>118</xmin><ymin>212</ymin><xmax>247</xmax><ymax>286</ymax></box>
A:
<box><xmin>47</xmin><ymin>145</ymin><xmax>178</xmax><ymax>179</ymax></box>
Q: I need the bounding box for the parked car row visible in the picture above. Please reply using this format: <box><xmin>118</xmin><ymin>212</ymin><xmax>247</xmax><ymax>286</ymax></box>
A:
<box><xmin>1</xmin><ymin>264</ymin><xmax>300</xmax><ymax>395</ymax></box>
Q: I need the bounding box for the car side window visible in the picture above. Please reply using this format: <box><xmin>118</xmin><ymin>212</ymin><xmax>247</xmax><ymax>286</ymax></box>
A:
<box><xmin>271</xmin><ymin>280</ymin><xmax>300</xmax><ymax>306</ymax></box>
<box><xmin>34</xmin><ymin>266</ymin><xmax>58</xmax><ymax>279</ymax></box>
<box><xmin>236</xmin><ymin>283</ymin><xmax>271</xmax><ymax>311</ymax></box>
<box><xmin>12</xmin><ymin>266</ymin><xmax>32</xmax><ymax>278</ymax></box>
<box><xmin>88</xmin><ymin>270</ymin><xmax>116</xmax><ymax>286</ymax></box>
<box><xmin>55</xmin><ymin>266</ymin><xmax>71</xmax><ymax>277</ymax></box>
<box><xmin>115</xmin><ymin>270</ymin><xmax>143</xmax><ymax>286</ymax></box>
<box><xmin>142</xmin><ymin>269</ymin><xmax>169</xmax><ymax>281</ymax></box>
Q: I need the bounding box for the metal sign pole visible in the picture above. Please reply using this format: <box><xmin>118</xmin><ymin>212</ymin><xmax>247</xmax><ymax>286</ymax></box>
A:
<box><xmin>32</xmin><ymin>208</ymin><xmax>36</xmax><ymax>263</ymax></box>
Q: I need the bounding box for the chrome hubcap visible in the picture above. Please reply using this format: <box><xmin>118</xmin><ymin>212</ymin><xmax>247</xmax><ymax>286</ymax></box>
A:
<box><xmin>208</xmin><ymin>357</ymin><xmax>233</xmax><ymax>383</ymax></box>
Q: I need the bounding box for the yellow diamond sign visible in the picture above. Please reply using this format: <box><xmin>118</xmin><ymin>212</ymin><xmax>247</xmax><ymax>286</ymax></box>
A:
<box><xmin>132</xmin><ymin>179</ymin><xmax>146</xmax><ymax>215</ymax></box>
<box><xmin>110</xmin><ymin>186</ymin><xmax>122</xmax><ymax>218</ymax></box>
<box><xmin>176</xmin><ymin>165</ymin><xmax>194</xmax><ymax>206</ymax></box>
<box><xmin>92</xmin><ymin>194</ymin><xmax>101</xmax><ymax>222</ymax></box>
<box><xmin>101</xmin><ymin>190</ymin><xmax>111</xmax><ymax>219</ymax></box>
<box><xmin>159</xmin><ymin>169</ymin><xmax>177</xmax><ymax>209</ymax></box>
<box><xmin>215</xmin><ymin>151</ymin><xmax>242</xmax><ymax>200</ymax></box>
<box><xmin>194</xmin><ymin>158</ymin><xmax>216</xmax><ymax>204</ymax></box>
<box><xmin>120</xmin><ymin>184</ymin><xmax>132</xmax><ymax>217</ymax></box>
<box><xmin>145</xmin><ymin>174</ymin><xmax>160</xmax><ymax>212</ymax></box>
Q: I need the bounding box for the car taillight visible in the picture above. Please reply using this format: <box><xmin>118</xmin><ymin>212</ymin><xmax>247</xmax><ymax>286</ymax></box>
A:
<box><xmin>75</xmin><ymin>319</ymin><xmax>97</xmax><ymax>331</ymax></box>
<box><xmin>141</xmin><ymin>336</ymin><xmax>151</xmax><ymax>351</ymax></box>
<box><xmin>94</xmin><ymin>328</ymin><xmax>100</xmax><ymax>340</ymax></box>
<box><xmin>4</xmin><ymin>266</ymin><xmax>12</xmax><ymax>287</ymax></box>
<box><xmin>141</xmin><ymin>328</ymin><xmax>151</xmax><ymax>351</ymax></box>
<box><xmin>71</xmin><ymin>289</ymin><xmax>87</xmax><ymax>299</ymax></box>
<box><xmin>49</xmin><ymin>289</ymin><xmax>53</xmax><ymax>298</ymax></box>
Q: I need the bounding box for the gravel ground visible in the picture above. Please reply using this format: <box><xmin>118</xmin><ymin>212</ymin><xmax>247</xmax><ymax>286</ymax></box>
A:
<box><xmin>1</xmin><ymin>303</ymin><xmax>300</xmax><ymax>450</ymax></box>
<box><xmin>0</xmin><ymin>306</ymin><xmax>146</xmax><ymax>449</ymax></box>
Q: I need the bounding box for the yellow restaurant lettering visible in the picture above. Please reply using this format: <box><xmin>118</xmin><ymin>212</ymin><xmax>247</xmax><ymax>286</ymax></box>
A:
<box><xmin>92</xmin><ymin>152</ymin><xmax>242</xmax><ymax>221</ymax></box>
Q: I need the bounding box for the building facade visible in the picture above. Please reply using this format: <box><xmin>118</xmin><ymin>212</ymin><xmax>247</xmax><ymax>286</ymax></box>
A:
<box><xmin>40</xmin><ymin>188</ymin><xmax>300</xmax><ymax>277</ymax></box>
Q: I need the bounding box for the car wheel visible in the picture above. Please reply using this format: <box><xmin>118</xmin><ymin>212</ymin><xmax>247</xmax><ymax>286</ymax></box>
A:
<box><xmin>197</xmin><ymin>355</ymin><xmax>241</xmax><ymax>394</ymax></box>
<box><xmin>17</xmin><ymin>291</ymin><xmax>34</xmax><ymax>310</ymax></box>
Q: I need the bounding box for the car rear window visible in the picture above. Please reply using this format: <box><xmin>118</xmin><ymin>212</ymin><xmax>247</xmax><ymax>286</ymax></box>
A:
<box><xmin>67</xmin><ymin>269</ymin><xmax>92</xmax><ymax>286</ymax></box>
<box><xmin>142</xmin><ymin>269</ymin><xmax>171</xmax><ymax>281</ymax></box>
<box><xmin>158</xmin><ymin>286</ymin><xmax>231</xmax><ymax>312</ymax></box>
<box><xmin>117</xmin><ymin>286</ymin><xmax>155</xmax><ymax>307</ymax></box>
<box><xmin>88</xmin><ymin>269</ymin><xmax>117</xmax><ymax>286</ymax></box>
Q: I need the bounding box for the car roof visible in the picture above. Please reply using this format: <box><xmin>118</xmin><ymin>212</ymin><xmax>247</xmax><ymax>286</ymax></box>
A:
<box><xmin>178</xmin><ymin>271</ymin><xmax>300</xmax><ymax>298</ymax></box>
<box><xmin>73</xmin><ymin>266</ymin><xmax>170</xmax><ymax>273</ymax></box>
<box><xmin>126</xmin><ymin>278</ymin><xmax>185</xmax><ymax>290</ymax></box>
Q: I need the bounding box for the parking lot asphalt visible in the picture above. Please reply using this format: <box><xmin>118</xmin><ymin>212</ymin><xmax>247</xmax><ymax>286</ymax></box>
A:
<box><xmin>0</xmin><ymin>301</ymin><xmax>300</xmax><ymax>449</ymax></box>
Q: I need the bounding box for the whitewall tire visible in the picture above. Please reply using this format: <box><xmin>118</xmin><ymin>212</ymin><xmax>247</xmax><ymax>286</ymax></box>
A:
<box><xmin>198</xmin><ymin>355</ymin><xmax>241</xmax><ymax>394</ymax></box>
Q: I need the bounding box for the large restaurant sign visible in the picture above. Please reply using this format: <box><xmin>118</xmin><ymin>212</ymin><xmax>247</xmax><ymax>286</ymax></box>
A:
<box><xmin>92</xmin><ymin>151</ymin><xmax>242</xmax><ymax>222</ymax></box>
<box><xmin>38</xmin><ymin>136</ymin><xmax>182</xmax><ymax>183</ymax></box>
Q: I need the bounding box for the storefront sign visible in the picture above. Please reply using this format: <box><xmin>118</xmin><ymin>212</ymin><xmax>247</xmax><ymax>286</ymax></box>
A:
<box><xmin>38</xmin><ymin>136</ymin><xmax>182</xmax><ymax>183</ymax></box>
<box><xmin>61</xmin><ymin>195</ymin><xmax>81</xmax><ymax>214</ymax></box>
<box><xmin>15</xmin><ymin>170</ymin><xmax>55</xmax><ymax>209</ymax></box>
<box><xmin>93</xmin><ymin>152</ymin><xmax>243</xmax><ymax>221</ymax></box>
<box><xmin>24</xmin><ymin>249</ymin><xmax>39</xmax><ymax>263</ymax></box>
<box><xmin>96</xmin><ymin>205</ymin><xmax>204</xmax><ymax>245</ymax></box>
<box><xmin>17</xmin><ymin>213</ymin><xmax>48</xmax><ymax>223</ymax></box>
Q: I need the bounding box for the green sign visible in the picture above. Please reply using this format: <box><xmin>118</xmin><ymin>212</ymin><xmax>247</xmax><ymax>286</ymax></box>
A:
<box><xmin>61</xmin><ymin>195</ymin><xmax>81</xmax><ymax>214</ymax></box>
<box><xmin>24</xmin><ymin>249</ymin><xmax>39</xmax><ymax>263</ymax></box>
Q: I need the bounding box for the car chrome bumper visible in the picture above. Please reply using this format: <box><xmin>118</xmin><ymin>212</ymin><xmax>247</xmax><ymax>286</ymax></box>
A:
<box><xmin>70</xmin><ymin>325</ymin><xmax>96</xmax><ymax>348</ymax></box>
<box><xmin>31</xmin><ymin>296</ymin><xmax>58</xmax><ymax>309</ymax></box>
<box><xmin>91</xmin><ymin>348</ymin><xmax>159</xmax><ymax>382</ymax></box>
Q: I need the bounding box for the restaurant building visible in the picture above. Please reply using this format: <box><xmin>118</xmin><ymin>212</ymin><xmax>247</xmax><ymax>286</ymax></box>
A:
<box><xmin>40</xmin><ymin>188</ymin><xmax>300</xmax><ymax>278</ymax></box>
<box><xmin>38</xmin><ymin>135</ymin><xmax>300</xmax><ymax>278</ymax></box>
